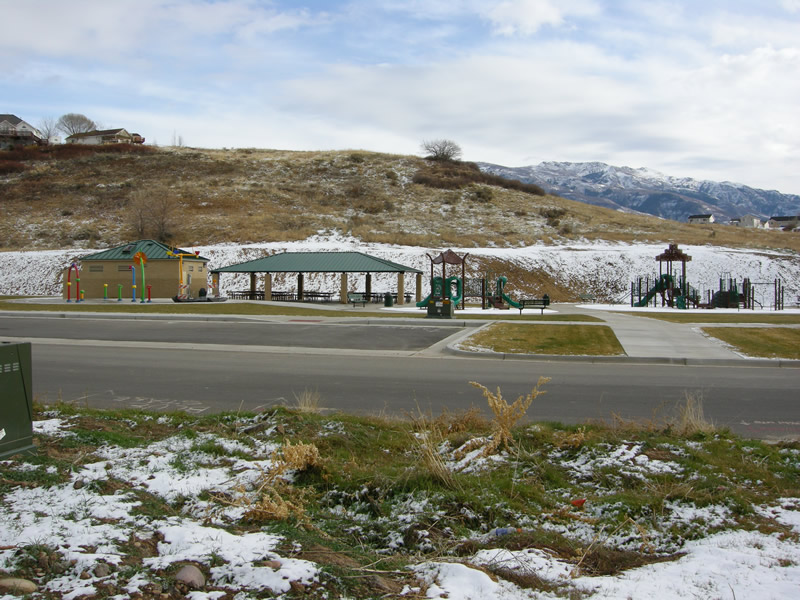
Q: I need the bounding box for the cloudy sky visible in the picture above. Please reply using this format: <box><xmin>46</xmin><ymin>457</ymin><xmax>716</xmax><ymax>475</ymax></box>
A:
<box><xmin>3</xmin><ymin>0</ymin><xmax>799</xmax><ymax>193</ymax></box>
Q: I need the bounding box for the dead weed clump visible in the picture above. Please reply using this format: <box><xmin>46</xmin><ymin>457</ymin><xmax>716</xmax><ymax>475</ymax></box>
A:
<box><xmin>470</xmin><ymin>377</ymin><xmax>550</xmax><ymax>455</ymax></box>
<box><xmin>410</xmin><ymin>408</ymin><xmax>461</xmax><ymax>490</ymax></box>
<box><xmin>672</xmin><ymin>392</ymin><xmax>715</xmax><ymax>437</ymax></box>
<box><xmin>212</xmin><ymin>440</ymin><xmax>322</xmax><ymax>526</ymax></box>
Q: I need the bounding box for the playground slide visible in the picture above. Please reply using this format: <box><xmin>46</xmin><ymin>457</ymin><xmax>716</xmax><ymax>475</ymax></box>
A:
<box><xmin>416</xmin><ymin>294</ymin><xmax>432</xmax><ymax>308</ymax></box>
<box><xmin>501</xmin><ymin>292</ymin><xmax>521</xmax><ymax>309</ymax></box>
<box><xmin>493</xmin><ymin>276</ymin><xmax>521</xmax><ymax>309</ymax></box>
<box><xmin>634</xmin><ymin>286</ymin><xmax>659</xmax><ymax>307</ymax></box>
<box><xmin>634</xmin><ymin>274</ymin><xmax>685</xmax><ymax>308</ymax></box>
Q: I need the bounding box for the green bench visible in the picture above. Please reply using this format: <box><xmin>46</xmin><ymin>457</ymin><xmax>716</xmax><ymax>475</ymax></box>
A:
<box><xmin>347</xmin><ymin>292</ymin><xmax>367</xmax><ymax>307</ymax></box>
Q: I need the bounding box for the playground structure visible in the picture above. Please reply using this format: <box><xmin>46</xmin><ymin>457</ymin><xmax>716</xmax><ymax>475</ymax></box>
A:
<box><xmin>631</xmin><ymin>243</ymin><xmax>696</xmax><ymax>309</ymax></box>
<box><xmin>632</xmin><ymin>243</ymin><xmax>786</xmax><ymax>310</ymax></box>
<box><xmin>486</xmin><ymin>276</ymin><xmax>521</xmax><ymax>309</ymax></box>
<box><xmin>706</xmin><ymin>275</ymin><xmax>785</xmax><ymax>310</ymax></box>
<box><xmin>417</xmin><ymin>249</ymin><xmax>467</xmax><ymax>318</ymax></box>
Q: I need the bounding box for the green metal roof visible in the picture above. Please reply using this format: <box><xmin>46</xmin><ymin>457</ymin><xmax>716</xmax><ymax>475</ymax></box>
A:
<box><xmin>79</xmin><ymin>240</ymin><xmax>209</xmax><ymax>262</ymax></box>
<box><xmin>213</xmin><ymin>251</ymin><xmax>421</xmax><ymax>274</ymax></box>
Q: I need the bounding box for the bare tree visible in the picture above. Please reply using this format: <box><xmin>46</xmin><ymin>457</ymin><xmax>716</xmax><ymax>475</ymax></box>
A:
<box><xmin>149</xmin><ymin>194</ymin><xmax>177</xmax><ymax>242</ymax></box>
<box><xmin>126</xmin><ymin>190</ymin><xmax>178</xmax><ymax>242</ymax></box>
<box><xmin>127</xmin><ymin>191</ymin><xmax>150</xmax><ymax>238</ymax></box>
<box><xmin>421</xmin><ymin>139</ymin><xmax>462</xmax><ymax>161</ymax></box>
<box><xmin>37</xmin><ymin>117</ymin><xmax>59</xmax><ymax>141</ymax></box>
<box><xmin>56</xmin><ymin>113</ymin><xmax>97</xmax><ymax>136</ymax></box>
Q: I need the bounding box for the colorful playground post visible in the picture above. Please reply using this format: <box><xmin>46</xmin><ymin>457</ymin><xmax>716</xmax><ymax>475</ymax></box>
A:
<box><xmin>117</xmin><ymin>284</ymin><xmax>123</xmax><ymax>302</ymax></box>
<box><xmin>103</xmin><ymin>283</ymin><xmax>108</xmax><ymax>300</ymax></box>
<box><xmin>66</xmin><ymin>263</ymin><xmax>80</xmax><ymax>302</ymax></box>
<box><xmin>167</xmin><ymin>248</ymin><xmax>199</xmax><ymax>298</ymax></box>
<box><xmin>133</xmin><ymin>252</ymin><xmax>148</xmax><ymax>303</ymax></box>
<box><xmin>130</xmin><ymin>265</ymin><xmax>136</xmax><ymax>302</ymax></box>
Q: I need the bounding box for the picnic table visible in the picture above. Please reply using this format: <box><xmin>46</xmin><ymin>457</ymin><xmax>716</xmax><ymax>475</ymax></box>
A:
<box><xmin>302</xmin><ymin>291</ymin><xmax>334</xmax><ymax>302</ymax></box>
<box><xmin>230</xmin><ymin>290</ymin><xmax>265</xmax><ymax>300</ymax></box>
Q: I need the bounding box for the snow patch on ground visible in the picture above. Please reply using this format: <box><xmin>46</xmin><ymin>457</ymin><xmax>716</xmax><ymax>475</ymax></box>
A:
<box><xmin>3</xmin><ymin>234</ymin><xmax>798</xmax><ymax>305</ymax></box>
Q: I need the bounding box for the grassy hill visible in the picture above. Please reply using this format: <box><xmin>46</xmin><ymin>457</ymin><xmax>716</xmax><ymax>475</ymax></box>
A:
<box><xmin>2</xmin><ymin>144</ymin><xmax>798</xmax><ymax>254</ymax></box>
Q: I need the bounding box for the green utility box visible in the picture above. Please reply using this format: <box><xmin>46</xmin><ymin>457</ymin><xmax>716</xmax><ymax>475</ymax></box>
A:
<box><xmin>426</xmin><ymin>298</ymin><xmax>454</xmax><ymax>319</ymax></box>
<box><xmin>0</xmin><ymin>342</ymin><xmax>35</xmax><ymax>459</ymax></box>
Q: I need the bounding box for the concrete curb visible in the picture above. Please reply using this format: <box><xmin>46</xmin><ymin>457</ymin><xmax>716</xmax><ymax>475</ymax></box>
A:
<box><xmin>443</xmin><ymin>344</ymin><xmax>800</xmax><ymax>367</ymax></box>
<box><xmin>0</xmin><ymin>310</ymin><xmax>481</xmax><ymax>328</ymax></box>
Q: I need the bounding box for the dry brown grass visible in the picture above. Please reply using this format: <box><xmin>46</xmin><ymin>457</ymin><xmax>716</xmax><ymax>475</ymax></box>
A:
<box><xmin>672</xmin><ymin>392</ymin><xmax>715</xmax><ymax>436</ymax></box>
<box><xmin>3</xmin><ymin>145</ymin><xmax>798</xmax><ymax>257</ymax></box>
<box><xmin>211</xmin><ymin>439</ymin><xmax>321</xmax><ymax>525</ymax></box>
<box><xmin>470</xmin><ymin>377</ymin><xmax>550</xmax><ymax>454</ymax></box>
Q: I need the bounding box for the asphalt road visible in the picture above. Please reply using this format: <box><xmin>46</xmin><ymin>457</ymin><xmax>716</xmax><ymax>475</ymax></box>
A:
<box><xmin>2</xmin><ymin>314</ymin><xmax>798</xmax><ymax>440</ymax></box>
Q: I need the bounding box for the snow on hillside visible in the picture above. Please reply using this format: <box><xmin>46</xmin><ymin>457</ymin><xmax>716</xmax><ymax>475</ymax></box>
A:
<box><xmin>1</xmin><ymin>234</ymin><xmax>798</xmax><ymax>306</ymax></box>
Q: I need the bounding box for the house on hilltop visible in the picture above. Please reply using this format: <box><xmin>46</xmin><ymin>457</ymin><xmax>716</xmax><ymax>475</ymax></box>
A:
<box><xmin>62</xmin><ymin>240</ymin><xmax>209</xmax><ymax>300</ymax></box>
<box><xmin>768</xmin><ymin>216</ymin><xmax>800</xmax><ymax>231</ymax></box>
<box><xmin>687</xmin><ymin>214</ymin><xmax>715</xmax><ymax>224</ymax></box>
<box><xmin>730</xmin><ymin>214</ymin><xmax>765</xmax><ymax>229</ymax></box>
<box><xmin>65</xmin><ymin>128</ymin><xmax>144</xmax><ymax>145</ymax></box>
<box><xmin>0</xmin><ymin>114</ymin><xmax>45</xmax><ymax>149</ymax></box>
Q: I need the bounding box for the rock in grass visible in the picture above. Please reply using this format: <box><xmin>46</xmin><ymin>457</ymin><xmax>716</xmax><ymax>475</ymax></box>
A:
<box><xmin>0</xmin><ymin>578</ymin><xmax>38</xmax><ymax>594</ymax></box>
<box><xmin>175</xmin><ymin>564</ymin><xmax>205</xmax><ymax>589</ymax></box>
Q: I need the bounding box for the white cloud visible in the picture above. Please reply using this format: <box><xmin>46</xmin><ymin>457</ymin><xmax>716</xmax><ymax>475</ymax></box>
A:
<box><xmin>782</xmin><ymin>0</ymin><xmax>800</xmax><ymax>13</ymax></box>
<box><xmin>482</xmin><ymin>0</ymin><xmax>601</xmax><ymax>36</ymax></box>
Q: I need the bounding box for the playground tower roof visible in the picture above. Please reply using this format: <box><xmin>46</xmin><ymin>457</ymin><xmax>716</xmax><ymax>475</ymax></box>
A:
<box><xmin>212</xmin><ymin>251</ymin><xmax>421</xmax><ymax>274</ymax></box>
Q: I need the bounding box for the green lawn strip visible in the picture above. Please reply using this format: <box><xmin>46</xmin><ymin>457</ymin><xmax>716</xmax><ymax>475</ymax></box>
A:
<box><xmin>701</xmin><ymin>327</ymin><xmax>800</xmax><ymax>359</ymax></box>
<box><xmin>620</xmin><ymin>311</ymin><xmax>800</xmax><ymax>324</ymax></box>
<box><xmin>0</xmin><ymin>298</ymin><xmax>601</xmax><ymax>321</ymax></box>
<box><xmin>459</xmin><ymin>322</ymin><xmax>625</xmax><ymax>355</ymax></box>
<box><xmin>18</xmin><ymin>401</ymin><xmax>800</xmax><ymax>597</ymax></box>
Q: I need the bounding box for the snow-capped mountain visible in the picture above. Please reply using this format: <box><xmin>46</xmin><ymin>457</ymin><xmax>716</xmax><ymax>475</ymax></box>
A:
<box><xmin>477</xmin><ymin>161</ymin><xmax>800</xmax><ymax>223</ymax></box>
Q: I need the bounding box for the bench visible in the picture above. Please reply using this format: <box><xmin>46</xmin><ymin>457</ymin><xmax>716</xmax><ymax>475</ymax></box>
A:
<box><xmin>518</xmin><ymin>298</ymin><xmax>550</xmax><ymax>314</ymax></box>
<box><xmin>347</xmin><ymin>292</ymin><xmax>367</xmax><ymax>307</ymax></box>
<box><xmin>579</xmin><ymin>293</ymin><xmax>596</xmax><ymax>303</ymax></box>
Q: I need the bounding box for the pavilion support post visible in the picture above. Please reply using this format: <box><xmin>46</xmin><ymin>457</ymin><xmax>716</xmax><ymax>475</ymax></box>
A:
<box><xmin>397</xmin><ymin>273</ymin><xmax>405</xmax><ymax>305</ymax></box>
<box><xmin>365</xmin><ymin>273</ymin><xmax>372</xmax><ymax>300</ymax></box>
<box><xmin>416</xmin><ymin>273</ymin><xmax>422</xmax><ymax>302</ymax></box>
<box><xmin>264</xmin><ymin>273</ymin><xmax>272</xmax><ymax>301</ymax></box>
<box><xmin>249</xmin><ymin>273</ymin><xmax>256</xmax><ymax>298</ymax></box>
<box><xmin>211</xmin><ymin>272</ymin><xmax>220</xmax><ymax>298</ymax></box>
<box><xmin>297</xmin><ymin>273</ymin><xmax>304</xmax><ymax>301</ymax></box>
<box><xmin>340</xmin><ymin>273</ymin><xmax>348</xmax><ymax>304</ymax></box>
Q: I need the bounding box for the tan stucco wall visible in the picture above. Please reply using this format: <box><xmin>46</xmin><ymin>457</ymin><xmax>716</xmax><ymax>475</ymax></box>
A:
<box><xmin>62</xmin><ymin>258</ymin><xmax>209</xmax><ymax>300</ymax></box>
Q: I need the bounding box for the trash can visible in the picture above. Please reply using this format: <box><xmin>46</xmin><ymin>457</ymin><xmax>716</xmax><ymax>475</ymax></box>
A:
<box><xmin>0</xmin><ymin>342</ymin><xmax>35</xmax><ymax>460</ymax></box>
<box><xmin>384</xmin><ymin>293</ymin><xmax>394</xmax><ymax>307</ymax></box>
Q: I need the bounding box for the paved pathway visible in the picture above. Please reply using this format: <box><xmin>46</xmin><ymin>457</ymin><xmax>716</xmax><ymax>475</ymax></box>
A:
<box><xmin>568</xmin><ymin>307</ymin><xmax>743</xmax><ymax>360</ymax></box>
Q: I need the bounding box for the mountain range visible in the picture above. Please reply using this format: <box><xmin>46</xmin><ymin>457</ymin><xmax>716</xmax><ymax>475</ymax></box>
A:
<box><xmin>477</xmin><ymin>161</ymin><xmax>800</xmax><ymax>224</ymax></box>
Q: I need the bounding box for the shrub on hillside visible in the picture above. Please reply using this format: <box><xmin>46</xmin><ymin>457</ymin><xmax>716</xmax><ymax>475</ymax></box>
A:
<box><xmin>0</xmin><ymin>160</ymin><xmax>27</xmax><ymax>175</ymax></box>
<box><xmin>0</xmin><ymin>143</ymin><xmax>155</xmax><ymax>163</ymax></box>
<box><xmin>414</xmin><ymin>159</ymin><xmax>545</xmax><ymax>196</ymax></box>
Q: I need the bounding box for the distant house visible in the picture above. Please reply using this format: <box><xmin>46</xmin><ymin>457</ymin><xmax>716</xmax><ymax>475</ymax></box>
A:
<box><xmin>731</xmin><ymin>214</ymin><xmax>764</xmax><ymax>229</ymax></box>
<box><xmin>768</xmin><ymin>216</ymin><xmax>800</xmax><ymax>231</ymax></box>
<box><xmin>0</xmin><ymin>114</ymin><xmax>45</xmax><ymax>149</ymax></box>
<box><xmin>62</xmin><ymin>240</ymin><xmax>210</xmax><ymax>300</ymax></box>
<box><xmin>66</xmin><ymin>128</ymin><xmax>134</xmax><ymax>145</ymax></box>
<box><xmin>688</xmin><ymin>214</ymin><xmax>715</xmax><ymax>224</ymax></box>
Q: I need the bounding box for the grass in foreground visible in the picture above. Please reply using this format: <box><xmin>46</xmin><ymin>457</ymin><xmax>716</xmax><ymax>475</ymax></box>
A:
<box><xmin>702</xmin><ymin>327</ymin><xmax>800</xmax><ymax>359</ymax></box>
<box><xmin>458</xmin><ymin>323</ymin><xmax>625</xmax><ymax>355</ymax></box>
<box><xmin>2</xmin><ymin>392</ymin><xmax>798</xmax><ymax>599</ymax></box>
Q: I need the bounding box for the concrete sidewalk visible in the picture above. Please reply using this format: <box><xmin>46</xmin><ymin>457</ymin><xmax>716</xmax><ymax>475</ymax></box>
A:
<box><xmin>585</xmin><ymin>310</ymin><xmax>742</xmax><ymax>360</ymax></box>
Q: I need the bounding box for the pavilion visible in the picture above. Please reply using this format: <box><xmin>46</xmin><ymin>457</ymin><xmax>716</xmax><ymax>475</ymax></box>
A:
<box><xmin>211</xmin><ymin>251</ymin><xmax>423</xmax><ymax>304</ymax></box>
